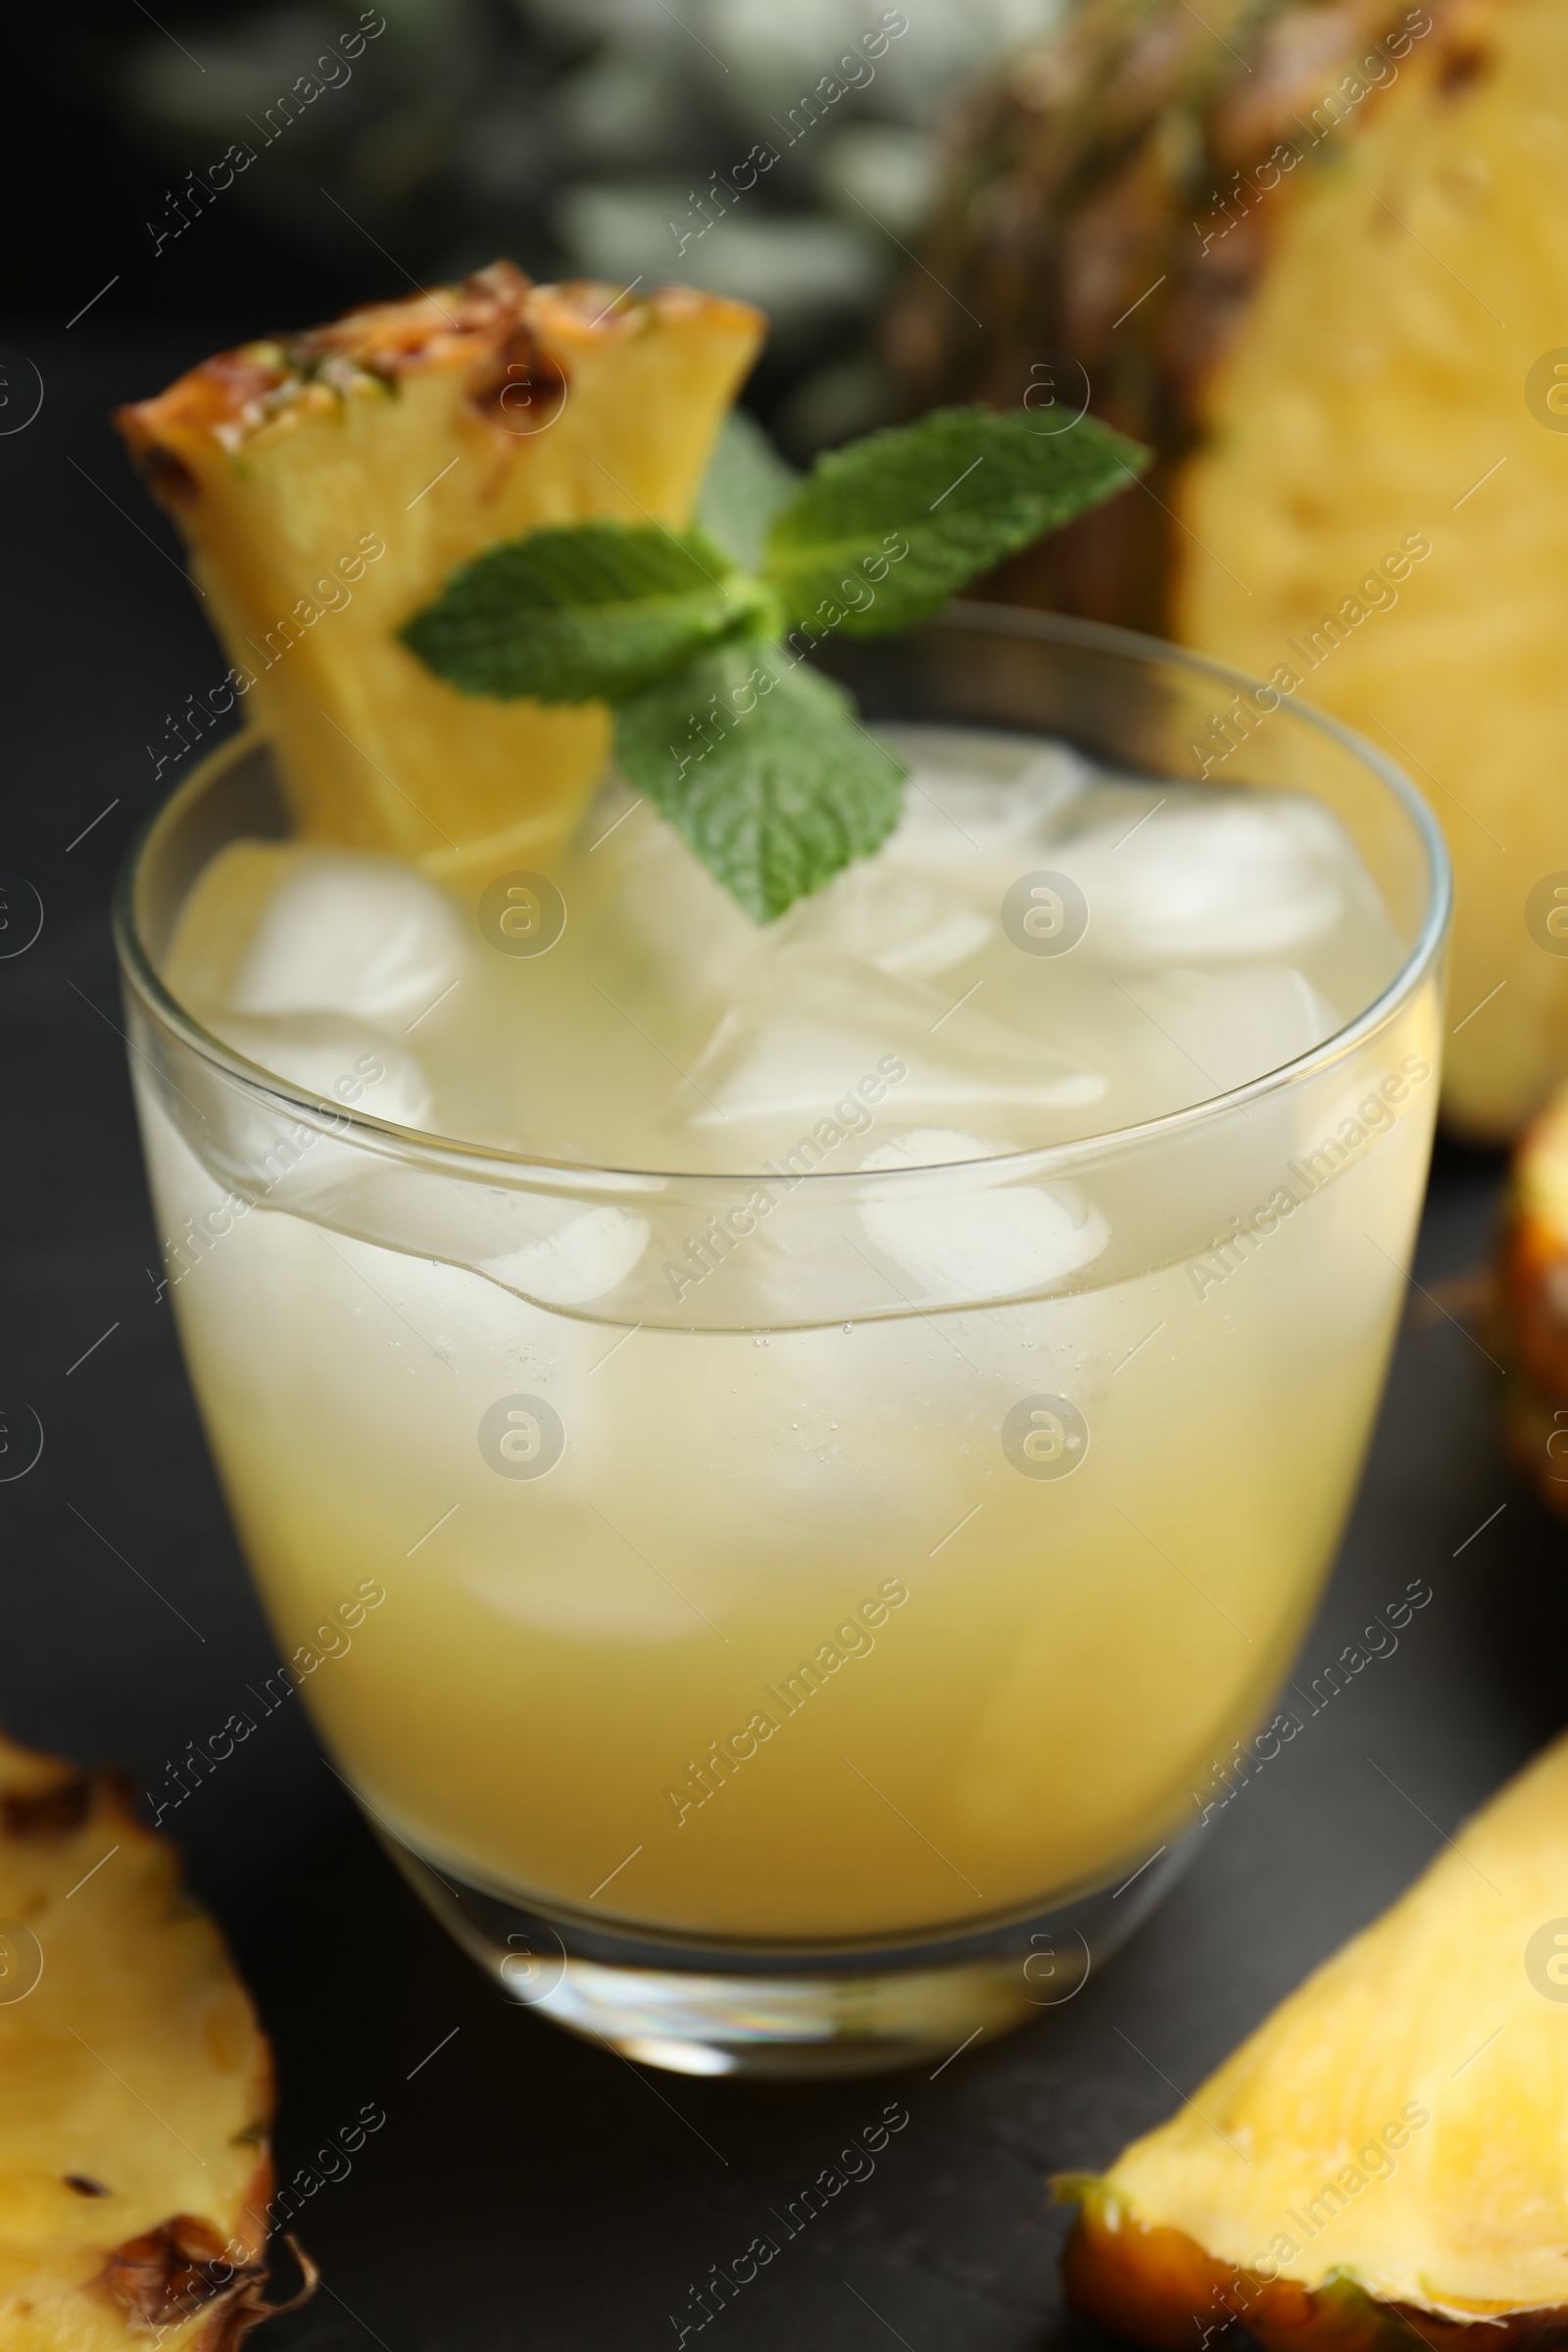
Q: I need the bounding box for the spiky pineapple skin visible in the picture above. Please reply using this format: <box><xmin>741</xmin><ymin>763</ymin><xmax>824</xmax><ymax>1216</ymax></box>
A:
<box><xmin>888</xmin><ymin>0</ymin><xmax>1568</xmax><ymax>1143</ymax></box>
<box><xmin>0</xmin><ymin>1733</ymin><xmax>279</xmax><ymax>2350</ymax></box>
<box><xmin>116</xmin><ymin>267</ymin><xmax>762</xmax><ymax>881</ymax></box>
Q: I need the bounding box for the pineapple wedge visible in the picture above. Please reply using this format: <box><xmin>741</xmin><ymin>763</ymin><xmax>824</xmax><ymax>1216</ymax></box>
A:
<box><xmin>0</xmin><ymin>1732</ymin><xmax>280</xmax><ymax>2350</ymax></box>
<box><xmin>116</xmin><ymin>266</ymin><xmax>762</xmax><ymax>879</ymax></box>
<box><xmin>1057</xmin><ymin>1732</ymin><xmax>1568</xmax><ymax>2350</ymax></box>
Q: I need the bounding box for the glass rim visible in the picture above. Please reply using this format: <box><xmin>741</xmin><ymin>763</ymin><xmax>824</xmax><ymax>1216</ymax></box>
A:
<box><xmin>113</xmin><ymin>601</ymin><xmax>1452</xmax><ymax>1197</ymax></box>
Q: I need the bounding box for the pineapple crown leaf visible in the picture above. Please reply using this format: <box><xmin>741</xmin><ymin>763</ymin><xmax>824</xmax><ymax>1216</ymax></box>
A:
<box><xmin>402</xmin><ymin>402</ymin><xmax>1149</xmax><ymax>921</ymax></box>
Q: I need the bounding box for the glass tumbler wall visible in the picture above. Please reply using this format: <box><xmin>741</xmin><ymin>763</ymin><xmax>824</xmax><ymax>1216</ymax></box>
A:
<box><xmin>115</xmin><ymin>610</ymin><xmax>1448</xmax><ymax>2075</ymax></box>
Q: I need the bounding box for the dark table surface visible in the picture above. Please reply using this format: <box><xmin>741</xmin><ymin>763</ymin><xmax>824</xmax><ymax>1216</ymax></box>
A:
<box><xmin>3</xmin><ymin>326</ymin><xmax>1561</xmax><ymax>2352</ymax></box>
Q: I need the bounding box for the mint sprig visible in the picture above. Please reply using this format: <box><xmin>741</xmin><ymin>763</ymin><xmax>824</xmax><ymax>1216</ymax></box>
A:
<box><xmin>399</xmin><ymin>521</ymin><xmax>768</xmax><ymax>705</ymax></box>
<box><xmin>696</xmin><ymin>410</ymin><xmax>800</xmax><ymax>572</ymax></box>
<box><xmin>402</xmin><ymin>402</ymin><xmax>1148</xmax><ymax>922</ymax></box>
<box><xmin>616</xmin><ymin>631</ymin><xmax>906</xmax><ymax>924</ymax></box>
<box><xmin>763</xmin><ymin>407</ymin><xmax>1141</xmax><ymax>637</ymax></box>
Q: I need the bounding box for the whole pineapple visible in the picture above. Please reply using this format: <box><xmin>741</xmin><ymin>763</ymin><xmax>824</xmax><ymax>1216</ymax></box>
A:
<box><xmin>888</xmin><ymin>0</ymin><xmax>1568</xmax><ymax>1142</ymax></box>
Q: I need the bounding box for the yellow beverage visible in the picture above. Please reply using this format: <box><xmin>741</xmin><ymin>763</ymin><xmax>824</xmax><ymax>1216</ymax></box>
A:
<box><xmin>128</xmin><ymin>712</ymin><xmax>1440</xmax><ymax>1951</ymax></box>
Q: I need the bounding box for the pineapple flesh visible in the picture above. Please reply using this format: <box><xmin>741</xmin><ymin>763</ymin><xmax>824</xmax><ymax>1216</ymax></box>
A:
<box><xmin>116</xmin><ymin>266</ymin><xmax>763</xmax><ymax>880</ymax></box>
<box><xmin>888</xmin><ymin>0</ymin><xmax>1568</xmax><ymax>1142</ymax></box>
<box><xmin>1058</xmin><ymin>1732</ymin><xmax>1568</xmax><ymax>2351</ymax></box>
<box><xmin>0</xmin><ymin>1733</ymin><xmax>277</xmax><ymax>2350</ymax></box>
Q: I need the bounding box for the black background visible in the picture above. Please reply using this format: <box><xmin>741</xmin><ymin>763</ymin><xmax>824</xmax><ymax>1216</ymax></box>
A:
<box><xmin>2</xmin><ymin>72</ymin><xmax>1563</xmax><ymax>2350</ymax></box>
<box><xmin>6</xmin><ymin>6</ymin><xmax>481</xmax><ymax>330</ymax></box>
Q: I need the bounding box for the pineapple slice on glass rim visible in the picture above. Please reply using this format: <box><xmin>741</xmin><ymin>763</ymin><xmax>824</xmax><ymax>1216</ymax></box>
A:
<box><xmin>116</xmin><ymin>265</ymin><xmax>763</xmax><ymax>883</ymax></box>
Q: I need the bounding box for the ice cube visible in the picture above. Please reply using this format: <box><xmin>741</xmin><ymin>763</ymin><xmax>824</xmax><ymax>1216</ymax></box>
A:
<box><xmin>185</xmin><ymin>1012</ymin><xmax>435</xmax><ymax>1219</ymax></box>
<box><xmin>481</xmin><ymin>1205</ymin><xmax>651</xmax><ymax>1307</ymax></box>
<box><xmin>1054</xmin><ymin>794</ymin><xmax>1347</xmax><ymax>966</ymax></box>
<box><xmin>210</xmin><ymin>1012</ymin><xmax>434</xmax><ymax>1129</ymax></box>
<box><xmin>756</xmin><ymin>736</ymin><xmax>1088</xmax><ymax>981</ymax></box>
<box><xmin>570</xmin><ymin>737</ymin><xmax>1076</xmax><ymax>1022</ymax></box>
<box><xmin>878</xmin><ymin>731</ymin><xmax>1092</xmax><ymax>868</ymax></box>
<box><xmin>459</xmin><ymin>1556</ymin><xmax>713</xmax><ymax>1642</ymax></box>
<box><xmin>563</xmin><ymin>785</ymin><xmax>765</xmax><ymax>1008</ymax></box>
<box><xmin>858</xmin><ymin>1128</ymin><xmax>1108</xmax><ymax>1303</ymax></box>
<box><xmin>1120</xmin><ymin>965</ymin><xmax>1340</xmax><ymax>1094</ymax></box>
<box><xmin>176</xmin><ymin>843</ymin><xmax>470</xmax><ymax>1029</ymax></box>
<box><xmin>675</xmin><ymin>958</ymin><xmax>1105</xmax><ymax>1149</ymax></box>
<box><xmin>875</xmin><ymin>906</ymin><xmax>994</xmax><ymax>977</ymax></box>
<box><xmin>781</xmin><ymin>864</ymin><xmax>994</xmax><ymax>980</ymax></box>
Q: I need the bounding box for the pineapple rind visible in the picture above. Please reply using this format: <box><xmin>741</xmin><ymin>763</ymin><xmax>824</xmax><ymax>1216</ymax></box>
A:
<box><xmin>1057</xmin><ymin>1732</ymin><xmax>1568</xmax><ymax>2339</ymax></box>
<box><xmin>0</xmin><ymin>1733</ymin><xmax>274</xmax><ymax>2349</ymax></box>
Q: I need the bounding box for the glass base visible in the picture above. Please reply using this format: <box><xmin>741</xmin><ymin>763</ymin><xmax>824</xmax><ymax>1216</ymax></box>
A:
<box><xmin>381</xmin><ymin>1831</ymin><xmax>1194</xmax><ymax>2078</ymax></box>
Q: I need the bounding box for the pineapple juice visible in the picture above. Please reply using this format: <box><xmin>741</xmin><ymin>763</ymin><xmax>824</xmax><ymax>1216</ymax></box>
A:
<box><xmin>135</xmin><ymin>723</ymin><xmax>1439</xmax><ymax>1946</ymax></box>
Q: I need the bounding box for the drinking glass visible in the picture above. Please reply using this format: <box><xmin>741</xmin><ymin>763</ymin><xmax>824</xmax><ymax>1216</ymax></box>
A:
<box><xmin>114</xmin><ymin>607</ymin><xmax>1449</xmax><ymax>2077</ymax></box>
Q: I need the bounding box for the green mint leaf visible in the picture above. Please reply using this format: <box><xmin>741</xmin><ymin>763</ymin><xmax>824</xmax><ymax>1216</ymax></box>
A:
<box><xmin>613</xmin><ymin>633</ymin><xmax>906</xmax><ymax>924</ymax></box>
<box><xmin>400</xmin><ymin>521</ymin><xmax>760</xmax><ymax>704</ymax></box>
<box><xmin>696</xmin><ymin>411</ymin><xmax>800</xmax><ymax>573</ymax></box>
<box><xmin>761</xmin><ymin>405</ymin><xmax>1148</xmax><ymax>637</ymax></box>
